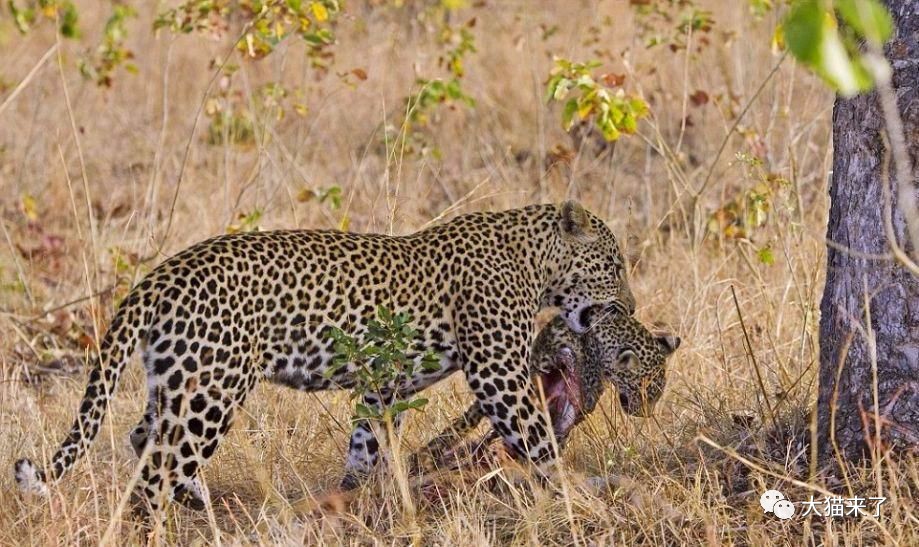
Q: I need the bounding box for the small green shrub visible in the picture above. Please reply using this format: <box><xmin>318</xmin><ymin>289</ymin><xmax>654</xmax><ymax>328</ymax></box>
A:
<box><xmin>325</xmin><ymin>306</ymin><xmax>441</xmax><ymax>424</ymax></box>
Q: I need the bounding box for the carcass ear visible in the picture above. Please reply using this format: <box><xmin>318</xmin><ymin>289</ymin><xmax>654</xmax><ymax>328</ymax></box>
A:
<box><xmin>555</xmin><ymin>346</ymin><xmax>576</xmax><ymax>368</ymax></box>
<box><xmin>617</xmin><ymin>350</ymin><xmax>640</xmax><ymax>369</ymax></box>
<box><xmin>559</xmin><ymin>201</ymin><xmax>597</xmax><ymax>242</ymax></box>
<box><xmin>655</xmin><ymin>334</ymin><xmax>681</xmax><ymax>355</ymax></box>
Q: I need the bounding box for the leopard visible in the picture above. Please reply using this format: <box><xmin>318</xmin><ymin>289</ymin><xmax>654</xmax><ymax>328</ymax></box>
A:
<box><xmin>14</xmin><ymin>201</ymin><xmax>635</xmax><ymax>514</ymax></box>
<box><xmin>413</xmin><ymin>304</ymin><xmax>680</xmax><ymax>473</ymax></box>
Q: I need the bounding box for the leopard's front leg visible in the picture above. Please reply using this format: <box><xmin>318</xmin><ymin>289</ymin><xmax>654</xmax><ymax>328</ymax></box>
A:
<box><xmin>340</xmin><ymin>389</ymin><xmax>402</xmax><ymax>490</ymax></box>
<box><xmin>456</xmin><ymin>315</ymin><xmax>559</xmax><ymax>476</ymax></box>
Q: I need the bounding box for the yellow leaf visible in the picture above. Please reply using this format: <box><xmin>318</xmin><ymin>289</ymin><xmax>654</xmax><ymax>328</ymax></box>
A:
<box><xmin>311</xmin><ymin>2</ymin><xmax>329</xmax><ymax>22</ymax></box>
<box><xmin>771</xmin><ymin>24</ymin><xmax>785</xmax><ymax>54</ymax></box>
<box><xmin>338</xmin><ymin>215</ymin><xmax>350</xmax><ymax>231</ymax></box>
<box><xmin>21</xmin><ymin>194</ymin><xmax>38</xmax><ymax>221</ymax></box>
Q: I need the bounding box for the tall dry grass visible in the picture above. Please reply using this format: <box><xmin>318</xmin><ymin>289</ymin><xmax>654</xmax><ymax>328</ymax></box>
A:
<box><xmin>1</xmin><ymin>0</ymin><xmax>916</xmax><ymax>544</ymax></box>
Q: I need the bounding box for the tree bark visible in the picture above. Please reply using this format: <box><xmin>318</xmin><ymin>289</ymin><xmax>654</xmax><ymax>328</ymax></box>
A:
<box><xmin>817</xmin><ymin>0</ymin><xmax>919</xmax><ymax>460</ymax></box>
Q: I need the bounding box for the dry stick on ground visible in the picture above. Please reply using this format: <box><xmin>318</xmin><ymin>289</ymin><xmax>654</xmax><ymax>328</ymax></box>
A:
<box><xmin>861</xmin><ymin>282</ymin><xmax>885</xmax><ymax>498</ymax></box>
<box><xmin>673</xmin><ymin>22</ymin><xmax>693</xmax><ymax>156</ymax></box>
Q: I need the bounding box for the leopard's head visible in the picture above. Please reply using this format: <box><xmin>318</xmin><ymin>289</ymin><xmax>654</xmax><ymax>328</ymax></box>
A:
<box><xmin>547</xmin><ymin>201</ymin><xmax>635</xmax><ymax>334</ymax></box>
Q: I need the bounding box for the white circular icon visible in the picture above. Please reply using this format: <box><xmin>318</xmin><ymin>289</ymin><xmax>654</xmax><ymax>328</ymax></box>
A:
<box><xmin>760</xmin><ymin>489</ymin><xmax>785</xmax><ymax>513</ymax></box>
<box><xmin>773</xmin><ymin>499</ymin><xmax>796</xmax><ymax>520</ymax></box>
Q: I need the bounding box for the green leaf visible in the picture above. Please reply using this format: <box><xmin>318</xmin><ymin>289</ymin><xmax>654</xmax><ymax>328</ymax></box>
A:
<box><xmin>421</xmin><ymin>352</ymin><xmax>441</xmax><ymax>371</ymax></box>
<box><xmin>552</xmin><ymin>79</ymin><xmax>572</xmax><ymax>101</ymax></box>
<box><xmin>782</xmin><ymin>0</ymin><xmax>872</xmax><ymax>96</ymax></box>
<box><xmin>562</xmin><ymin>99</ymin><xmax>578</xmax><ymax>130</ymax></box>
<box><xmin>783</xmin><ymin>0</ymin><xmax>825</xmax><ymax>65</ymax></box>
<box><xmin>836</xmin><ymin>0</ymin><xmax>893</xmax><ymax>46</ymax></box>
<box><xmin>621</xmin><ymin>112</ymin><xmax>637</xmax><ymax>134</ymax></box>
<box><xmin>354</xmin><ymin>403</ymin><xmax>379</xmax><ymax>419</ymax></box>
<box><xmin>601</xmin><ymin>123</ymin><xmax>620</xmax><ymax>141</ymax></box>
<box><xmin>59</xmin><ymin>2</ymin><xmax>80</xmax><ymax>38</ymax></box>
<box><xmin>406</xmin><ymin>397</ymin><xmax>428</xmax><ymax>409</ymax></box>
<box><xmin>545</xmin><ymin>74</ymin><xmax>564</xmax><ymax>102</ymax></box>
<box><xmin>389</xmin><ymin>401</ymin><xmax>411</xmax><ymax>414</ymax></box>
<box><xmin>757</xmin><ymin>245</ymin><xmax>776</xmax><ymax>266</ymax></box>
<box><xmin>9</xmin><ymin>1</ymin><xmax>36</xmax><ymax>34</ymax></box>
<box><xmin>749</xmin><ymin>0</ymin><xmax>774</xmax><ymax>19</ymax></box>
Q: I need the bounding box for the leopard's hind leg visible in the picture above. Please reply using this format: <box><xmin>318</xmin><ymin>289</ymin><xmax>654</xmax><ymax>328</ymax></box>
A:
<box><xmin>132</xmin><ymin>343</ymin><xmax>256</xmax><ymax>514</ymax></box>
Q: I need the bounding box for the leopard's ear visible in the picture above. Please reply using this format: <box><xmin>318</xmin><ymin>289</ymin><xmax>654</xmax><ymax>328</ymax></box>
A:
<box><xmin>655</xmin><ymin>333</ymin><xmax>681</xmax><ymax>355</ymax></box>
<box><xmin>559</xmin><ymin>201</ymin><xmax>597</xmax><ymax>243</ymax></box>
<box><xmin>555</xmin><ymin>346</ymin><xmax>576</xmax><ymax>368</ymax></box>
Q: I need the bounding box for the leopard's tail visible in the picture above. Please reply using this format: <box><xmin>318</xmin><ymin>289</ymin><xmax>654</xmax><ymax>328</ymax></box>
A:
<box><xmin>15</xmin><ymin>287</ymin><xmax>156</xmax><ymax>497</ymax></box>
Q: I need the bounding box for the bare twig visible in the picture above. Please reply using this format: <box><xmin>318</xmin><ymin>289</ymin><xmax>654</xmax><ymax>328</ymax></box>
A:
<box><xmin>694</xmin><ymin>51</ymin><xmax>788</xmax><ymax>201</ymax></box>
<box><xmin>154</xmin><ymin>11</ymin><xmax>274</xmax><ymax>256</ymax></box>
<box><xmin>865</xmin><ymin>49</ymin><xmax>919</xmax><ymax>267</ymax></box>
<box><xmin>730</xmin><ymin>285</ymin><xmax>777</xmax><ymax>429</ymax></box>
<box><xmin>0</xmin><ymin>43</ymin><xmax>58</xmax><ymax>118</ymax></box>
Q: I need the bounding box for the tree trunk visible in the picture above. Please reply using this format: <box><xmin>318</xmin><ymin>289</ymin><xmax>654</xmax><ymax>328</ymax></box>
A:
<box><xmin>817</xmin><ymin>0</ymin><xmax>919</xmax><ymax>460</ymax></box>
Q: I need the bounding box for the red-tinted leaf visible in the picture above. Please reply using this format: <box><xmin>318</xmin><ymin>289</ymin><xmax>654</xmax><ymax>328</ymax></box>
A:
<box><xmin>689</xmin><ymin>90</ymin><xmax>709</xmax><ymax>107</ymax></box>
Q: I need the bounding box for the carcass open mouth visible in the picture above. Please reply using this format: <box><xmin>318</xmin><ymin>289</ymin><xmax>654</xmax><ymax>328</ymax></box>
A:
<box><xmin>540</xmin><ymin>362</ymin><xmax>584</xmax><ymax>442</ymax></box>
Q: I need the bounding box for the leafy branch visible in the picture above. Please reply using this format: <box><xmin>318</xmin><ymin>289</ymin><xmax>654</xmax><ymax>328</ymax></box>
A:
<box><xmin>154</xmin><ymin>0</ymin><xmax>342</xmax><ymax>65</ymax></box>
<box><xmin>546</xmin><ymin>58</ymin><xmax>650</xmax><ymax>142</ymax></box>
<box><xmin>325</xmin><ymin>306</ymin><xmax>441</xmax><ymax>423</ymax></box>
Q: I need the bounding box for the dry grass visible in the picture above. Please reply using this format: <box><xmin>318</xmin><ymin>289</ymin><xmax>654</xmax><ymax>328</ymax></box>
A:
<box><xmin>1</xmin><ymin>0</ymin><xmax>916</xmax><ymax>545</ymax></box>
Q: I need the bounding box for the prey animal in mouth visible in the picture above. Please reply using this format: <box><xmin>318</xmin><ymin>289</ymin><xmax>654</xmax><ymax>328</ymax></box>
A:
<box><xmin>411</xmin><ymin>306</ymin><xmax>680</xmax><ymax>473</ymax></box>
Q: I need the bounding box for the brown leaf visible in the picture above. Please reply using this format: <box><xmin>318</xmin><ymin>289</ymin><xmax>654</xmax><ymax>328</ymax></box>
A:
<box><xmin>109</xmin><ymin>202</ymin><xmax>131</xmax><ymax>218</ymax></box>
<box><xmin>296</xmin><ymin>188</ymin><xmax>317</xmax><ymax>202</ymax></box>
<box><xmin>76</xmin><ymin>332</ymin><xmax>96</xmax><ymax>350</ymax></box>
<box><xmin>600</xmin><ymin>73</ymin><xmax>626</xmax><ymax>87</ymax></box>
<box><xmin>350</xmin><ymin>68</ymin><xmax>368</xmax><ymax>81</ymax></box>
<box><xmin>689</xmin><ymin>90</ymin><xmax>709</xmax><ymax>107</ymax></box>
<box><xmin>546</xmin><ymin>143</ymin><xmax>575</xmax><ymax>168</ymax></box>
